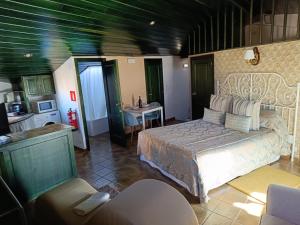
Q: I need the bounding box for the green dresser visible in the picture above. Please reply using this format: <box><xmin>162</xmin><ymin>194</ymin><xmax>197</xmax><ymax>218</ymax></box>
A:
<box><xmin>0</xmin><ymin>124</ymin><xmax>77</xmax><ymax>202</ymax></box>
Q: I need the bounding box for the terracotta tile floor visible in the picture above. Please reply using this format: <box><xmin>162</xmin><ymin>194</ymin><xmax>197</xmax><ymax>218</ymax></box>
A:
<box><xmin>75</xmin><ymin>133</ymin><xmax>300</xmax><ymax>225</ymax></box>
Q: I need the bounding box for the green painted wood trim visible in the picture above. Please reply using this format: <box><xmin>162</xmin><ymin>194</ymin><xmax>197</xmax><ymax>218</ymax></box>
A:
<box><xmin>74</xmin><ymin>57</ymin><xmax>105</xmax><ymax>150</ymax></box>
<box><xmin>67</xmin><ymin>130</ymin><xmax>78</xmax><ymax>177</ymax></box>
<box><xmin>144</xmin><ymin>58</ymin><xmax>165</xmax><ymax>107</ymax></box>
<box><xmin>111</xmin><ymin>60</ymin><xmax>125</xmax><ymax>127</ymax></box>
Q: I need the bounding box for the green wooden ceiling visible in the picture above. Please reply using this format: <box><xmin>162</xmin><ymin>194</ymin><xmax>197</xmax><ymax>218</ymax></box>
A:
<box><xmin>0</xmin><ymin>0</ymin><xmax>247</xmax><ymax>77</ymax></box>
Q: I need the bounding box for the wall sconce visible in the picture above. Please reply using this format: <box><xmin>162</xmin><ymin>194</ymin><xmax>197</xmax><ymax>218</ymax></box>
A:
<box><xmin>244</xmin><ymin>47</ymin><xmax>260</xmax><ymax>65</ymax></box>
<box><xmin>183</xmin><ymin>63</ymin><xmax>189</xmax><ymax>68</ymax></box>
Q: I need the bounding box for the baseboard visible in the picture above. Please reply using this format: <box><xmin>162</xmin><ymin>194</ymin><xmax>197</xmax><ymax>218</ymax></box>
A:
<box><xmin>280</xmin><ymin>155</ymin><xmax>291</xmax><ymax>160</ymax></box>
<box><xmin>165</xmin><ymin>117</ymin><xmax>176</xmax><ymax>122</ymax></box>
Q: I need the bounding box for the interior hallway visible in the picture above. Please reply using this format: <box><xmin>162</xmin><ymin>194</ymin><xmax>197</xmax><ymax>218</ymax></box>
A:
<box><xmin>75</xmin><ymin>133</ymin><xmax>300</xmax><ymax>225</ymax></box>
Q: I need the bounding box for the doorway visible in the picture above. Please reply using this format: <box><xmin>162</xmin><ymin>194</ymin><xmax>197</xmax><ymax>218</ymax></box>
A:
<box><xmin>78</xmin><ymin>61</ymin><xmax>109</xmax><ymax>137</ymax></box>
<box><xmin>144</xmin><ymin>59</ymin><xmax>164</xmax><ymax>107</ymax></box>
<box><xmin>190</xmin><ymin>54</ymin><xmax>214</xmax><ymax>119</ymax></box>
<box><xmin>75</xmin><ymin>59</ymin><xmax>127</xmax><ymax>149</ymax></box>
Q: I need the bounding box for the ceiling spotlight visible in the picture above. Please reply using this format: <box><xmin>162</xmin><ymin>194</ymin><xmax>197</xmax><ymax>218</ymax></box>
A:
<box><xmin>24</xmin><ymin>53</ymin><xmax>33</xmax><ymax>58</ymax></box>
<box><xmin>149</xmin><ymin>21</ymin><xmax>156</xmax><ymax>26</ymax></box>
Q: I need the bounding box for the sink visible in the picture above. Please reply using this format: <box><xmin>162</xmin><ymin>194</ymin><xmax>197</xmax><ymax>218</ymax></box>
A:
<box><xmin>7</xmin><ymin>113</ymin><xmax>33</xmax><ymax>125</ymax></box>
<box><xmin>7</xmin><ymin>112</ymin><xmax>19</xmax><ymax>117</ymax></box>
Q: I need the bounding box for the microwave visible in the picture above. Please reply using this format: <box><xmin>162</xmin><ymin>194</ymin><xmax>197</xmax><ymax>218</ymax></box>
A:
<box><xmin>31</xmin><ymin>100</ymin><xmax>57</xmax><ymax>114</ymax></box>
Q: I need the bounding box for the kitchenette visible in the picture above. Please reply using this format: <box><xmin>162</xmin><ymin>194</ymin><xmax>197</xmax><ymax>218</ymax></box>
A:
<box><xmin>1</xmin><ymin>75</ymin><xmax>61</xmax><ymax>133</ymax></box>
<box><xmin>0</xmin><ymin>76</ymin><xmax>77</xmax><ymax>202</ymax></box>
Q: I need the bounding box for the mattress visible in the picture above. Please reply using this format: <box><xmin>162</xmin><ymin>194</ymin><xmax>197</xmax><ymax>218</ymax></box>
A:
<box><xmin>137</xmin><ymin>119</ymin><xmax>285</xmax><ymax>202</ymax></box>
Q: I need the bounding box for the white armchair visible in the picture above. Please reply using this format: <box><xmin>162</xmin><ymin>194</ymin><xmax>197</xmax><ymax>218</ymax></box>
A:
<box><xmin>260</xmin><ymin>184</ymin><xmax>300</xmax><ymax>225</ymax></box>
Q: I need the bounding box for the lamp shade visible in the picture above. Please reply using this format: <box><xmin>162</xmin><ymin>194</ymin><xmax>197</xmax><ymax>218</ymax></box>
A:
<box><xmin>244</xmin><ymin>50</ymin><xmax>255</xmax><ymax>60</ymax></box>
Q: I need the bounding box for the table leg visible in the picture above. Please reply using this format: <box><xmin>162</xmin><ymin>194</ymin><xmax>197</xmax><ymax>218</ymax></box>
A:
<box><xmin>142</xmin><ymin>112</ymin><xmax>146</xmax><ymax>130</ymax></box>
<box><xmin>160</xmin><ymin>108</ymin><xmax>164</xmax><ymax>126</ymax></box>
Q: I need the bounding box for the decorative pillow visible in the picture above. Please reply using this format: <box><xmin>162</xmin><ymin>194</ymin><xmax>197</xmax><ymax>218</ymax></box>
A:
<box><xmin>225</xmin><ymin>113</ymin><xmax>252</xmax><ymax>133</ymax></box>
<box><xmin>232</xmin><ymin>98</ymin><xmax>261</xmax><ymax>130</ymax></box>
<box><xmin>203</xmin><ymin>108</ymin><xmax>226</xmax><ymax>125</ymax></box>
<box><xmin>260</xmin><ymin>109</ymin><xmax>289</xmax><ymax>134</ymax></box>
<box><xmin>210</xmin><ymin>95</ymin><xmax>233</xmax><ymax>113</ymax></box>
<box><xmin>260</xmin><ymin>109</ymin><xmax>278</xmax><ymax>128</ymax></box>
<box><xmin>259</xmin><ymin>109</ymin><xmax>290</xmax><ymax>155</ymax></box>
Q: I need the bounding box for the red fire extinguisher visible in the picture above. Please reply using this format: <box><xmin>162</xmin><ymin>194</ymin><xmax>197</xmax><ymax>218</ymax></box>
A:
<box><xmin>68</xmin><ymin>108</ymin><xmax>78</xmax><ymax>129</ymax></box>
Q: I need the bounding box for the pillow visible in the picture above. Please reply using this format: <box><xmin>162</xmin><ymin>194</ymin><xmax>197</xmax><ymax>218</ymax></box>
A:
<box><xmin>203</xmin><ymin>108</ymin><xmax>225</xmax><ymax>125</ymax></box>
<box><xmin>259</xmin><ymin>109</ymin><xmax>290</xmax><ymax>155</ymax></box>
<box><xmin>232</xmin><ymin>98</ymin><xmax>261</xmax><ymax>130</ymax></box>
<box><xmin>260</xmin><ymin>109</ymin><xmax>278</xmax><ymax>128</ymax></box>
<box><xmin>260</xmin><ymin>109</ymin><xmax>289</xmax><ymax>134</ymax></box>
<box><xmin>210</xmin><ymin>95</ymin><xmax>233</xmax><ymax>113</ymax></box>
<box><xmin>225</xmin><ymin>113</ymin><xmax>252</xmax><ymax>133</ymax></box>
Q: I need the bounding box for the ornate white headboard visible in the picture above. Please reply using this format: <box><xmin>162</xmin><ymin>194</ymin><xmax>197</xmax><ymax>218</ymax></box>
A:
<box><xmin>217</xmin><ymin>73</ymin><xmax>300</xmax><ymax>160</ymax></box>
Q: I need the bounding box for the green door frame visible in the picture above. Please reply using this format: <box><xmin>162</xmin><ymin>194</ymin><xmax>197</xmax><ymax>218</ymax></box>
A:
<box><xmin>190</xmin><ymin>54</ymin><xmax>214</xmax><ymax>119</ymax></box>
<box><xmin>74</xmin><ymin>57</ymin><xmax>106</xmax><ymax>151</ymax></box>
<box><xmin>102</xmin><ymin>60</ymin><xmax>127</xmax><ymax>147</ymax></box>
<box><xmin>144</xmin><ymin>58</ymin><xmax>165</xmax><ymax>107</ymax></box>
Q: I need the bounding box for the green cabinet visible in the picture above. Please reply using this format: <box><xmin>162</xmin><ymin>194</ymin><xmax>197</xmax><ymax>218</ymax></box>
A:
<box><xmin>22</xmin><ymin>75</ymin><xmax>55</xmax><ymax>96</ymax></box>
<box><xmin>23</xmin><ymin>76</ymin><xmax>40</xmax><ymax>96</ymax></box>
<box><xmin>0</xmin><ymin>125</ymin><xmax>77</xmax><ymax>201</ymax></box>
<box><xmin>39</xmin><ymin>75</ymin><xmax>55</xmax><ymax>95</ymax></box>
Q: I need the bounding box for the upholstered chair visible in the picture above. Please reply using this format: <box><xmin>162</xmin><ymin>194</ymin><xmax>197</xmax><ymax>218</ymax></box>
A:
<box><xmin>35</xmin><ymin>178</ymin><xmax>199</xmax><ymax>225</ymax></box>
<box><xmin>260</xmin><ymin>184</ymin><xmax>300</xmax><ymax>225</ymax></box>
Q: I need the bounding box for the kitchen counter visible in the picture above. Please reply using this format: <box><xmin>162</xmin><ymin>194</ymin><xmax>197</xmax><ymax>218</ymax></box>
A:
<box><xmin>7</xmin><ymin>113</ymin><xmax>34</xmax><ymax>124</ymax></box>
<box><xmin>0</xmin><ymin>123</ymin><xmax>76</xmax><ymax>201</ymax></box>
<box><xmin>1</xmin><ymin>124</ymin><xmax>72</xmax><ymax>149</ymax></box>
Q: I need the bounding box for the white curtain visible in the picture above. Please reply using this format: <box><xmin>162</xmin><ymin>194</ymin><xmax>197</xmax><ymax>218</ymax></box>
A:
<box><xmin>80</xmin><ymin>66</ymin><xmax>107</xmax><ymax>121</ymax></box>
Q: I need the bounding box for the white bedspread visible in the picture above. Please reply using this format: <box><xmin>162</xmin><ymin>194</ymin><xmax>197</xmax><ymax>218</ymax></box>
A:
<box><xmin>137</xmin><ymin>119</ymin><xmax>288</xmax><ymax>202</ymax></box>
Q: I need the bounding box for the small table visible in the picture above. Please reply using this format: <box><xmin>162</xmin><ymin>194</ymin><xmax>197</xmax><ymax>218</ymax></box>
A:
<box><xmin>124</xmin><ymin>106</ymin><xmax>164</xmax><ymax>130</ymax></box>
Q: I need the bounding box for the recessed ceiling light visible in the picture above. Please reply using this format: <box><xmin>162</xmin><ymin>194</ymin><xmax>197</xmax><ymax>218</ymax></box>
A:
<box><xmin>149</xmin><ymin>21</ymin><xmax>156</xmax><ymax>26</ymax></box>
<box><xmin>24</xmin><ymin>53</ymin><xmax>33</xmax><ymax>58</ymax></box>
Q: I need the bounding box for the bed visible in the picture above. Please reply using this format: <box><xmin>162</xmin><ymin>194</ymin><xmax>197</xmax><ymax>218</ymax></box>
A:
<box><xmin>137</xmin><ymin>73</ymin><xmax>300</xmax><ymax>202</ymax></box>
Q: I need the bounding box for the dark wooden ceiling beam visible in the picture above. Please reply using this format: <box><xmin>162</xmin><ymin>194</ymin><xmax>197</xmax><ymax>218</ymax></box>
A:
<box><xmin>0</xmin><ymin>0</ymin><xmax>232</xmax><ymax>76</ymax></box>
<box><xmin>4</xmin><ymin>0</ymin><xmax>197</xmax><ymax>32</ymax></box>
<box><xmin>0</xmin><ymin>13</ymin><xmax>187</xmax><ymax>46</ymax></box>
<box><xmin>0</xmin><ymin>35</ymin><xmax>181</xmax><ymax>50</ymax></box>
<box><xmin>227</xmin><ymin>0</ymin><xmax>249</xmax><ymax>12</ymax></box>
<box><xmin>0</xmin><ymin>26</ymin><xmax>182</xmax><ymax>48</ymax></box>
<box><xmin>0</xmin><ymin>8</ymin><xmax>187</xmax><ymax>42</ymax></box>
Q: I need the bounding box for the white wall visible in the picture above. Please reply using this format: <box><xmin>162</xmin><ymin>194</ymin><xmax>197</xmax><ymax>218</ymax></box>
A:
<box><xmin>172</xmin><ymin>57</ymin><xmax>191</xmax><ymax>120</ymax></box>
<box><xmin>53</xmin><ymin>57</ymin><xmax>87</xmax><ymax>149</ymax></box>
<box><xmin>53</xmin><ymin>55</ymin><xmax>191</xmax><ymax>149</ymax></box>
<box><xmin>105</xmin><ymin>56</ymin><xmax>147</xmax><ymax>108</ymax></box>
<box><xmin>161</xmin><ymin>56</ymin><xmax>175</xmax><ymax>119</ymax></box>
<box><xmin>75</xmin><ymin>55</ymin><xmax>191</xmax><ymax>120</ymax></box>
<box><xmin>0</xmin><ymin>78</ymin><xmax>12</xmax><ymax>103</ymax></box>
<box><xmin>144</xmin><ymin>56</ymin><xmax>191</xmax><ymax>120</ymax></box>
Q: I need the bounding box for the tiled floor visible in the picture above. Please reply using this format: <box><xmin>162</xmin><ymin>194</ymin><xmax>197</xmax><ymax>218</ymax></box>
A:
<box><xmin>75</xmin><ymin>133</ymin><xmax>300</xmax><ymax>225</ymax></box>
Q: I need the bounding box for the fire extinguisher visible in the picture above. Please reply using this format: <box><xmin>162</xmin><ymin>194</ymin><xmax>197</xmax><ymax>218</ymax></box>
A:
<box><xmin>68</xmin><ymin>108</ymin><xmax>78</xmax><ymax>129</ymax></box>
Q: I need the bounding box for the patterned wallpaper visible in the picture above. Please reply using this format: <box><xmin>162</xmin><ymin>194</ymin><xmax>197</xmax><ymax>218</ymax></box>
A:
<box><xmin>214</xmin><ymin>40</ymin><xmax>300</xmax><ymax>86</ymax></box>
<box><xmin>198</xmin><ymin>40</ymin><xmax>300</xmax><ymax>157</ymax></box>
